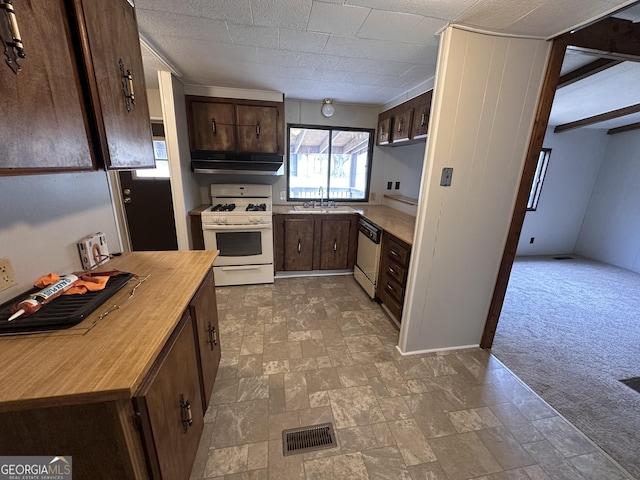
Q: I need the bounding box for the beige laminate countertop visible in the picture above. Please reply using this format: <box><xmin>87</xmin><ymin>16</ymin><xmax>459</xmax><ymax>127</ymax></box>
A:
<box><xmin>0</xmin><ymin>250</ymin><xmax>217</xmax><ymax>412</ymax></box>
<box><xmin>273</xmin><ymin>205</ymin><xmax>416</xmax><ymax>245</ymax></box>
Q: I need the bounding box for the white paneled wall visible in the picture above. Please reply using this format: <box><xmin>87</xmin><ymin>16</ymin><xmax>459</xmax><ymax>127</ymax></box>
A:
<box><xmin>400</xmin><ymin>27</ymin><xmax>550</xmax><ymax>353</ymax></box>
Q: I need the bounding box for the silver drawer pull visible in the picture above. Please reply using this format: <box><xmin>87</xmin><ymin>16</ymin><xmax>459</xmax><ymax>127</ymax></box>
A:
<box><xmin>1</xmin><ymin>0</ymin><xmax>25</xmax><ymax>74</ymax></box>
<box><xmin>390</xmin><ymin>249</ymin><xmax>399</xmax><ymax>257</ymax></box>
<box><xmin>388</xmin><ymin>267</ymin><xmax>396</xmax><ymax>274</ymax></box>
<box><xmin>180</xmin><ymin>395</ymin><xmax>193</xmax><ymax>433</ymax></box>
<box><xmin>119</xmin><ymin>59</ymin><xmax>136</xmax><ymax>112</ymax></box>
<box><xmin>211</xmin><ymin>117</ymin><xmax>217</xmax><ymax>134</ymax></box>
<box><xmin>333</xmin><ymin>239</ymin><xmax>337</xmax><ymax>252</ymax></box>
<box><xmin>297</xmin><ymin>239</ymin><xmax>301</xmax><ymax>253</ymax></box>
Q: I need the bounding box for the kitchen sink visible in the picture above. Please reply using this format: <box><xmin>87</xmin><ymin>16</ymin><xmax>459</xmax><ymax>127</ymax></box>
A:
<box><xmin>293</xmin><ymin>205</ymin><xmax>357</xmax><ymax>213</ymax></box>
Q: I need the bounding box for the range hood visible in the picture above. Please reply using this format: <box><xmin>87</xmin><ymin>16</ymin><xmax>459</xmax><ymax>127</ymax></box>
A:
<box><xmin>191</xmin><ymin>152</ymin><xmax>283</xmax><ymax>175</ymax></box>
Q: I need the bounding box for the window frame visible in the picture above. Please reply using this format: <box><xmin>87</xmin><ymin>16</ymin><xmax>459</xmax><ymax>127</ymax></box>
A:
<box><xmin>286</xmin><ymin>123</ymin><xmax>375</xmax><ymax>203</ymax></box>
<box><xmin>527</xmin><ymin>148</ymin><xmax>551</xmax><ymax>211</ymax></box>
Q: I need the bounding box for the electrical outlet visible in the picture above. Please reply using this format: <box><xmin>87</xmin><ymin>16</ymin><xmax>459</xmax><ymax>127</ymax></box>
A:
<box><xmin>386</xmin><ymin>181</ymin><xmax>392</xmax><ymax>190</ymax></box>
<box><xmin>395</xmin><ymin>182</ymin><xmax>400</xmax><ymax>190</ymax></box>
<box><xmin>0</xmin><ymin>257</ymin><xmax>17</xmax><ymax>292</ymax></box>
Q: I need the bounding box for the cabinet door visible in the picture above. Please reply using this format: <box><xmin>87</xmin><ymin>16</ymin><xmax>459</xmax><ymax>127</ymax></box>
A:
<box><xmin>284</xmin><ymin>217</ymin><xmax>315</xmax><ymax>271</ymax></box>
<box><xmin>377</xmin><ymin>117</ymin><xmax>391</xmax><ymax>145</ymax></box>
<box><xmin>411</xmin><ymin>99</ymin><xmax>431</xmax><ymax>140</ymax></box>
<box><xmin>319</xmin><ymin>218</ymin><xmax>351</xmax><ymax>270</ymax></box>
<box><xmin>78</xmin><ymin>0</ymin><xmax>155</xmax><ymax>169</ymax></box>
<box><xmin>390</xmin><ymin>108</ymin><xmax>413</xmax><ymax>143</ymax></box>
<box><xmin>134</xmin><ymin>313</ymin><xmax>204</xmax><ymax>480</ymax></box>
<box><xmin>0</xmin><ymin>0</ymin><xmax>94</xmax><ymax>173</ymax></box>
<box><xmin>236</xmin><ymin>105</ymin><xmax>279</xmax><ymax>154</ymax></box>
<box><xmin>189</xmin><ymin>101</ymin><xmax>236</xmax><ymax>152</ymax></box>
<box><xmin>189</xmin><ymin>269</ymin><xmax>221</xmax><ymax>413</ymax></box>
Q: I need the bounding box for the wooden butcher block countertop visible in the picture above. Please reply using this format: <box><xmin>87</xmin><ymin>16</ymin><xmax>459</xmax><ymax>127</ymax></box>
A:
<box><xmin>273</xmin><ymin>204</ymin><xmax>416</xmax><ymax>246</ymax></box>
<box><xmin>0</xmin><ymin>250</ymin><xmax>217</xmax><ymax>412</ymax></box>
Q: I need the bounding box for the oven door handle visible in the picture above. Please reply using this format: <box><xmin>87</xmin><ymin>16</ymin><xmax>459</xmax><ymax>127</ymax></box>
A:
<box><xmin>202</xmin><ymin>223</ymin><xmax>271</xmax><ymax>230</ymax></box>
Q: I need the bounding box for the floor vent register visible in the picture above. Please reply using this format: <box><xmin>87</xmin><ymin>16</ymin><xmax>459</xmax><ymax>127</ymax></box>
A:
<box><xmin>282</xmin><ymin>423</ymin><xmax>337</xmax><ymax>456</ymax></box>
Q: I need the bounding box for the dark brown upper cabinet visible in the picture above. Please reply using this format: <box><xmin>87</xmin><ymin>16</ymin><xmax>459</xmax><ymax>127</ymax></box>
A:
<box><xmin>0</xmin><ymin>0</ymin><xmax>155</xmax><ymax>175</ymax></box>
<box><xmin>186</xmin><ymin>96</ymin><xmax>284</xmax><ymax>156</ymax></box>
<box><xmin>411</xmin><ymin>91</ymin><xmax>433</xmax><ymax>140</ymax></box>
<box><xmin>377</xmin><ymin>117</ymin><xmax>391</xmax><ymax>145</ymax></box>
<box><xmin>390</xmin><ymin>107</ymin><xmax>413</xmax><ymax>143</ymax></box>
<box><xmin>76</xmin><ymin>0</ymin><xmax>156</xmax><ymax>170</ymax></box>
<box><xmin>375</xmin><ymin>90</ymin><xmax>433</xmax><ymax>147</ymax></box>
<box><xmin>0</xmin><ymin>0</ymin><xmax>95</xmax><ymax>174</ymax></box>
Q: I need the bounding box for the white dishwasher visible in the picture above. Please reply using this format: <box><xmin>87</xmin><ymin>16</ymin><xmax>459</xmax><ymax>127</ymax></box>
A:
<box><xmin>354</xmin><ymin>218</ymin><xmax>382</xmax><ymax>298</ymax></box>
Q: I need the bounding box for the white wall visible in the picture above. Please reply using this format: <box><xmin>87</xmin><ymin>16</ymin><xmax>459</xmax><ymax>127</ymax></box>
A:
<box><xmin>400</xmin><ymin>26</ymin><xmax>550</xmax><ymax>353</ymax></box>
<box><xmin>377</xmin><ymin>143</ymin><xmax>426</xmax><ymax>201</ymax></box>
<box><xmin>575</xmin><ymin>130</ymin><xmax>640</xmax><ymax>273</ymax></box>
<box><xmin>159</xmin><ymin>71</ymin><xmax>202</xmax><ymax>250</ymax></box>
<box><xmin>516</xmin><ymin>127</ymin><xmax>608</xmax><ymax>255</ymax></box>
<box><xmin>0</xmin><ymin>172</ymin><xmax>120</xmax><ymax>304</ymax></box>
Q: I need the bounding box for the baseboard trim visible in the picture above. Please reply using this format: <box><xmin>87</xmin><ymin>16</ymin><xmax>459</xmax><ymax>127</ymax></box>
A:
<box><xmin>395</xmin><ymin>343</ymin><xmax>480</xmax><ymax>356</ymax></box>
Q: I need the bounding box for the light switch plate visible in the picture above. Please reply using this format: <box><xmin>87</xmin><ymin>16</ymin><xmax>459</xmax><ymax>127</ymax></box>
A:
<box><xmin>440</xmin><ymin>167</ymin><xmax>453</xmax><ymax>186</ymax></box>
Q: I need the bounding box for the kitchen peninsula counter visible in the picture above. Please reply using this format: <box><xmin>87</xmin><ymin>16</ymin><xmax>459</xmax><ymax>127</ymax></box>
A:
<box><xmin>0</xmin><ymin>250</ymin><xmax>218</xmax><ymax>412</ymax></box>
<box><xmin>273</xmin><ymin>204</ymin><xmax>416</xmax><ymax>246</ymax></box>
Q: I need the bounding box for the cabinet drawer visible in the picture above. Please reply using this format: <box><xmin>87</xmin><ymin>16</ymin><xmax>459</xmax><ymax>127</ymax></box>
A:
<box><xmin>380</xmin><ymin>274</ymin><xmax>404</xmax><ymax>304</ymax></box>
<box><xmin>379</xmin><ymin>287</ymin><xmax>403</xmax><ymax>321</ymax></box>
<box><xmin>382</xmin><ymin>260</ymin><xmax>406</xmax><ymax>284</ymax></box>
<box><xmin>385</xmin><ymin>239</ymin><xmax>410</xmax><ymax>267</ymax></box>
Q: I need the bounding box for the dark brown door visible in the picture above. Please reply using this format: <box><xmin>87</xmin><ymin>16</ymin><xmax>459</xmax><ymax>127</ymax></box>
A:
<box><xmin>236</xmin><ymin>105</ymin><xmax>279</xmax><ymax>153</ymax></box>
<box><xmin>189</xmin><ymin>101</ymin><xmax>236</xmax><ymax>152</ymax></box>
<box><xmin>284</xmin><ymin>218</ymin><xmax>315</xmax><ymax>271</ymax></box>
<box><xmin>319</xmin><ymin>219</ymin><xmax>351</xmax><ymax>270</ymax></box>
<box><xmin>0</xmin><ymin>0</ymin><xmax>94</xmax><ymax>173</ymax></box>
<box><xmin>78</xmin><ymin>0</ymin><xmax>155</xmax><ymax>169</ymax></box>
<box><xmin>119</xmin><ymin>170</ymin><xmax>178</xmax><ymax>251</ymax></box>
<box><xmin>134</xmin><ymin>314</ymin><xmax>204</xmax><ymax>480</ymax></box>
<box><xmin>189</xmin><ymin>270</ymin><xmax>221</xmax><ymax>413</ymax></box>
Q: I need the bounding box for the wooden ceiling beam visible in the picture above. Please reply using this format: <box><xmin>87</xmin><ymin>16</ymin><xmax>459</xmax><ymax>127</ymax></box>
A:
<box><xmin>554</xmin><ymin>103</ymin><xmax>640</xmax><ymax>133</ymax></box>
<box><xmin>557</xmin><ymin>58</ymin><xmax>623</xmax><ymax>88</ymax></box>
<box><xmin>607</xmin><ymin>121</ymin><xmax>640</xmax><ymax>135</ymax></box>
<box><xmin>564</xmin><ymin>17</ymin><xmax>640</xmax><ymax>59</ymax></box>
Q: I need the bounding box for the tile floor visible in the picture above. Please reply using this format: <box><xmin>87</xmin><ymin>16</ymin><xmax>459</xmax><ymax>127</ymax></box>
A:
<box><xmin>189</xmin><ymin>275</ymin><xmax>632</xmax><ymax>480</ymax></box>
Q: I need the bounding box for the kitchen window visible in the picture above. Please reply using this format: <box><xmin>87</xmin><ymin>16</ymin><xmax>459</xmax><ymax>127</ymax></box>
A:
<box><xmin>287</xmin><ymin>125</ymin><xmax>374</xmax><ymax>201</ymax></box>
<box><xmin>527</xmin><ymin>148</ymin><xmax>551</xmax><ymax>211</ymax></box>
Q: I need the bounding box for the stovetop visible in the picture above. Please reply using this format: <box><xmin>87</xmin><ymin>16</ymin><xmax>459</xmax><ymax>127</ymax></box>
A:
<box><xmin>209</xmin><ymin>203</ymin><xmax>268</xmax><ymax>212</ymax></box>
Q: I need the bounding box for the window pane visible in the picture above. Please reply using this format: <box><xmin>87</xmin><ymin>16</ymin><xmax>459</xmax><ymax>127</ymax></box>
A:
<box><xmin>330</xmin><ymin>130</ymin><xmax>370</xmax><ymax>200</ymax></box>
<box><xmin>289</xmin><ymin>127</ymin><xmax>329</xmax><ymax>199</ymax></box>
<box><xmin>288</xmin><ymin>125</ymin><xmax>373</xmax><ymax>202</ymax></box>
<box><xmin>527</xmin><ymin>149</ymin><xmax>550</xmax><ymax>210</ymax></box>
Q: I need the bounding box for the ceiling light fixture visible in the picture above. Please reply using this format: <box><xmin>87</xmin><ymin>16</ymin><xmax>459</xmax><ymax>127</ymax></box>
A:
<box><xmin>321</xmin><ymin>99</ymin><xmax>335</xmax><ymax>118</ymax></box>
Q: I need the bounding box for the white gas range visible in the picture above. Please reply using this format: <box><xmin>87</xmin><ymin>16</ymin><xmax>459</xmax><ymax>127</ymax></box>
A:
<box><xmin>201</xmin><ymin>184</ymin><xmax>274</xmax><ymax>286</ymax></box>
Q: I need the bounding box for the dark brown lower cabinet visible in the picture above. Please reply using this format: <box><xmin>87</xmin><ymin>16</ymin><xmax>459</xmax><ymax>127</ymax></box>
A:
<box><xmin>190</xmin><ymin>269</ymin><xmax>221</xmax><ymax>412</ymax></box>
<box><xmin>283</xmin><ymin>216</ymin><xmax>315</xmax><ymax>271</ymax></box>
<box><xmin>275</xmin><ymin>214</ymin><xmax>358</xmax><ymax>272</ymax></box>
<box><xmin>377</xmin><ymin>232</ymin><xmax>411</xmax><ymax>322</ymax></box>
<box><xmin>0</xmin><ymin>270</ymin><xmax>220</xmax><ymax>480</ymax></box>
<box><xmin>134</xmin><ymin>313</ymin><xmax>204</xmax><ymax>480</ymax></box>
<box><xmin>319</xmin><ymin>218</ymin><xmax>352</xmax><ymax>270</ymax></box>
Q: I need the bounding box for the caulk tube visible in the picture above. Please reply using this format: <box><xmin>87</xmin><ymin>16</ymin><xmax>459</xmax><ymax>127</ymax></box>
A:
<box><xmin>8</xmin><ymin>274</ymin><xmax>79</xmax><ymax>322</ymax></box>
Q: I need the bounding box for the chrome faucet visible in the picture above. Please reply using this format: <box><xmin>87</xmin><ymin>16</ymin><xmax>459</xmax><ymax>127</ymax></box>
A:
<box><xmin>318</xmin><ymin>186</ymin><xmax>325</xmax><ymax>207</ymax></box>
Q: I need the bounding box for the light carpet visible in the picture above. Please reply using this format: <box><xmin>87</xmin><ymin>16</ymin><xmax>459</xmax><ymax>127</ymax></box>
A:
<box><xmin>491</xmin><ymin>255</ymin><xmax>640</xmax><ymax>479</ymax></box>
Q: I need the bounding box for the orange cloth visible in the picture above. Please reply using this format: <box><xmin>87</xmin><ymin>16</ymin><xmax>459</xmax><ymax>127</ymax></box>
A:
<box><xmin>34</xmin><ymin>271</ymin><xmax>117</xmax><ymax>295</ymax></box>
